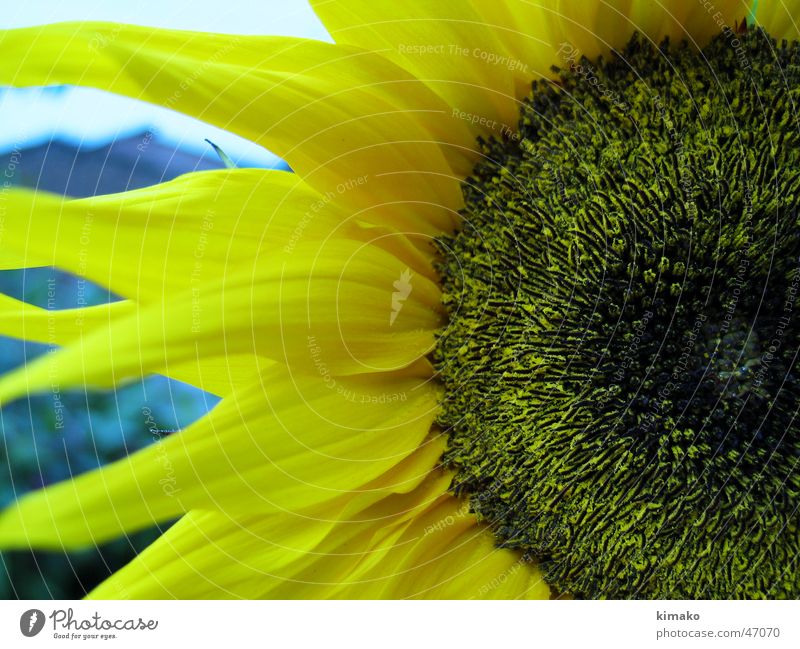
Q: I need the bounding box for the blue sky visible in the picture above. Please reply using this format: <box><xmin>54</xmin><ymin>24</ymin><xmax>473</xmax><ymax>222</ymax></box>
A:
<box><xmin>0</xmin><ymin>1</ymin><xmax>330</xmax><ymax>164</ymax></box>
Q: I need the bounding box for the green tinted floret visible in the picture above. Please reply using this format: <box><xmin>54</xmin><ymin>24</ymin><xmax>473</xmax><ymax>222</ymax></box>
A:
<box><xmin>435</xmin><ymin>28</ymin><xmax>800</xmax><ymax>599</ymax></box>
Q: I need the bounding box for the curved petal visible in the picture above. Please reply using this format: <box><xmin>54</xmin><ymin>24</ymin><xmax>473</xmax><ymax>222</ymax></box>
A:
<box><xmin>311</xmin><ymin>0</ymin><xmax>522</xmax><ymax>130</ymax></box>
<box><xmin>326</xmin><ymin>494</ymin><xmax>549</xmax><ymax>599</ymax></box>
<box><xmin>1</xmin><ymin>169</ymin><xmax>392</xmax><ymax>303</ymax></box>
<box><xmin>0</xmin><ymin>293</ymin><xmax>134</xmax><ymax>344</ymax></box>
<box><xmin>0</xmin><ymin>250</ymin><xmax>48</xmax><ymax>270</ymax></box>
<box><xmin>0</xmin><ymin>236</ymin><xmax>443</xmax><ymax>405</ymax></box>
<box><xmin>261</xmin><ymin>490</ymin><xmax>549</xmax><ymax>599</ymax></box>
<box><xmin>0</xmin><ymin>365</ymin><xmax>440</xmax><ymax>549</ymax></box>
<box><xmin>539</xmin><ymin>0</ymin><xmax>747</xmax><ymax>61</ymax></box>
<box><xmin>0</xmin><ymin>288</ymin><xmax>266</xmax><ymax>397</ymax></box>
<box><xmin>0</xmin><ymin>289</ymin><xmax>265</xmax><ymax>397</ymax></box>
<box><xmin>311</xmin><ymin>0</ymin><xmax>749</xmax><ymax>122</ymax></box>
<box><xmin>0</xmin><ymin>23</ymin><xmax>475</xmax><ymax>233</ymax></box>
<box><xmin>87</xmin><ymin>440</ymin><xmax>448</xmax><ymax>599</ymax></box>
<box><xmin>161</xmin><ymin>354</ymin><xmax>269</xmax><ymax>397</ymax></box>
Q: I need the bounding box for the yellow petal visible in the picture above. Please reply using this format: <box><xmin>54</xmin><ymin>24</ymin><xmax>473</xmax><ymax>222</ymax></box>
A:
<box><xmin>541</xmin><ymin>0</ymin><xmax>747</xmax><ymax>62</ymax></box>
<box><xmin>0</xmin><ymin>235</ymin><xmax>442</xmax><ymax>404</ymax></box>
<box><xmin>0</xmin><ymin>289</ymin><xmax>265</xmax><ymax>397</ymax></box>
<box><xmin>162</xmin><ymin>354</ymin><xmax>269</xmax><ymax>397</ymax></box>
<box><xmin>0</xmin><ymin>365</ymin><xmax>440</xmax><ymax>549</ymax></box>
<box><xmin>327</xmin><ymin>494</ymin><xmax>549</xmax><ymax>599</ymax></box>
<box><xmin>2</xmin><ymin>169</ymin><xmax>376</xmax><ymax>302</ymax></box>
<box><xmin>0</xmin><ymin>23</ymin><xmax>474</xmax><ymax>233</ymax></box>
<box><xmin>0</xmin><ymin>250</ymin><xmax>48</xmax><ymax>270</ymax></box>
<box><xmin>253</xmin><ymin>466</ymin><xmax>454</xmax><ymax>599</ymax></box>
<box><xmin>311</xmin><ymin>1</ymin><xmax>749</xmax><ymax>123</ymax></box>
<box><xmin>88</xmin><ymin>439</ymin><xmax>448</xmax><ymax>599</ymax></box>
<box><xmin>0</xmin><ymin>293</ymin><xmax>133</xmax><ymax>344</ymax></box>
<box><xmin>468</xmin><ymin>2</ymin><xmax>561</xmax><ymax>99</ymax></box>
<box><xmin>472</xmin><ymin>0</ymin><xmax>752</xmax><ymax>101</ymax></box>
<box><xmin>753</xmin><ymin>0</ymin><xmax>800</xmax><ymax>40</ymax></box>
<box><xmin>310</xmin><ymin>0</ymin><xmax>522</xmax><ymax>131</ymax></box>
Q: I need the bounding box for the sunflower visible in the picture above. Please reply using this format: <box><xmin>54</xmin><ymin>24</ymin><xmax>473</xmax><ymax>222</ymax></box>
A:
<box><xmin>0</xmin><ymin>0</ymin><xmax>798</xmax><ymax>600</ymax></box>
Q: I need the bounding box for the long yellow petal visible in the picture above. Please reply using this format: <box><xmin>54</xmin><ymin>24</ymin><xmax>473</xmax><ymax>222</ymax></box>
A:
<box><xmin>0</xmin><ymin>250</ymin><xmax>48</xmax><ymax>270</ymax></box>
<box><xmin>87</xmin><ymin>439</ymin><xmax>448</xmax><ymax>599</ymax></box>
<box><xmin>258</xmin><ymin>489</ymin><xmax>549</xmax><ymax>599</ymax></box>
<box><xmin>0</xmin><ymin>293</ymin><xmax>133</xmax><ymax>344</ymax></box>
<box><xmin>0</xmin><ymin>23</ymin><xmax>475</xmax><ymax>233</ymax></box>
<box><xmin>0</xmin><ymin>365</ymin><xmax>440</xmax><ymax>549</ymax></box>
<box><xmin>251</xmin><ymin>464</ymin><xmax>454</xmax><ymax>599</ymax></box>
<box><xmin>161</xmin><ymin>354</ymin><xmax>269</xmax><ymax>397</ymax></box>
<box><xmin>326</xmin><ymin>494</ymin><xmax>549</xmax><ymax>599</ymax></box>
<box><xmin>311</xmin><ymin>0</ymin><xmax>522</xmax><ymax>131</ymax></box>
<box><xmin>0</xmin><ymin>289</ymin><xmax>266</xmax><ymax>397</ymax></box>
<box><xmin>2</xmin><ymin>169</ymin><xmax>374</xmax><ymax>303</ymax></box>
<box><xmin>0</xmin><ymin>235</ymin><xmax>442</xmax><ymax>404</ymax></box>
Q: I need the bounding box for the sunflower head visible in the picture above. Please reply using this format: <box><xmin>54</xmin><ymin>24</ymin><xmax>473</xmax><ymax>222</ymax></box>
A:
<box><xmin>436</xmin><ymin>26</ymin><xmax>800</xmax><ymax>599</ymax></box>
<box><xmin>0</xmin><ymin>0</ymin><xmax>799</xmax><ymax>601</ymax></box>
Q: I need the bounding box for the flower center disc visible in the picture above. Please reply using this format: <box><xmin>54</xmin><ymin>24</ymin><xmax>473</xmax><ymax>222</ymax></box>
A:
<box><xmin>435</xmin><ymin>27</ymin><xmax>800</xmax><ymax>599</ymax></box>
